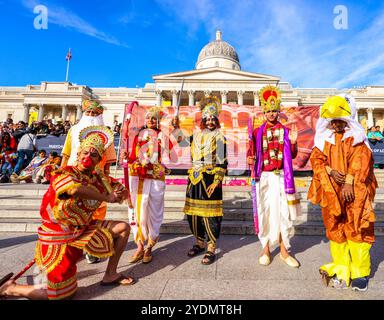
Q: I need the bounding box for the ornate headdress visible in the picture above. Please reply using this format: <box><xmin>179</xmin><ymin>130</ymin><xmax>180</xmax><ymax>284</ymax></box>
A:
<box><xmin>146</xmin><ymin>106</ymin><xmax>165</xmax><ymax>120</ymax></box>
<box><xmin>79</xmin><ymin>126</ymin><xmax>114</xmax><ymax>157</ymax></box>
<box><xmin>82</xmin><ymin>99</ymin><xmax>104</xmax><ymax>115</ymax></box>
<box><xmin>259</xmin><ymin>85</ymin><xmax>281</xmax><ymax>112</ymax></box>
<box><xmin>199</xmin><ymin>95</ymin><xmax>222</xmax><ymax>118</ymax></box>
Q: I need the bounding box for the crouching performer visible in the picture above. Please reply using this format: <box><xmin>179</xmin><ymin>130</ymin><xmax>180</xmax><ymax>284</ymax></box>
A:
<box><xmin>0</xmin><ymin>126</ymin><xmax>135</xmax><ymax>300</ymax></box>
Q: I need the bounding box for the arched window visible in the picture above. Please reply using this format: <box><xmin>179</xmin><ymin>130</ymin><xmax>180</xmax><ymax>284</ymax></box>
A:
<box><xmin>215</xmin><ymin>61</ymin><xmax>219</xmax><ymax>67</ymax></box>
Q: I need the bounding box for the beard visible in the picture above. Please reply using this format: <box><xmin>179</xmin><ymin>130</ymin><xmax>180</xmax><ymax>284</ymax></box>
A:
<box><xmin>67</xmin><ymin>114</ymin><xmax>106</xmax><ymax>166</ymax></box>
<box><xmin>78</xmin><ymin>114</ymin><xmax>105</xmax><ymax>127</ymax></box>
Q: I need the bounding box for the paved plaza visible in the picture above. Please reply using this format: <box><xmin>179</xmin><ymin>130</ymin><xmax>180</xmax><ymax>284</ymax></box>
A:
<box><xmin>1</xmin><ymin>232</ymin><xmax>384</xmax><ymax>300</ymax></box>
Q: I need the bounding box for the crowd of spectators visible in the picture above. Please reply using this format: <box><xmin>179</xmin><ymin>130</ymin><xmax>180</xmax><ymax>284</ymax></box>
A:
<box><xmin>0</xmin><ymin>117</ymin><xmax>69</xmax><ymax>183</ymax></box>
<box><xmin>0</xmin><ymin>117</ymin><xmax>123</xmax><ymax>184</ymax></box>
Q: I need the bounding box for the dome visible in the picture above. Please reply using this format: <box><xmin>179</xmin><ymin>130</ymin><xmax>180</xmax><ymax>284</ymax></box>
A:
<box><xmin>196</xmin><ymin>31</ymin><xmax>241</xmax><ymax>70</ymax></box>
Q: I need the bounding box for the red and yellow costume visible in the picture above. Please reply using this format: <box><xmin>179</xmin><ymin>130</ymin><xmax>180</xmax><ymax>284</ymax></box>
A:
<box><xmin>61</xmin><ymin>100</ymin><xmax>117</xmax><ymax>220</ymax></box>
<box><xmin>308</xmin><ymin>95</ymin><xmax>377</xmax><ymax>286</ymax></box>
<box><xmin>34</xmin><ymin>126</ymin><xmax>123</xmax><ymax>299</ymax></box>
<box><xmin>127</xmin><ymin>106</ymin><xmax>172</xmax><ymax>251</ymax></box>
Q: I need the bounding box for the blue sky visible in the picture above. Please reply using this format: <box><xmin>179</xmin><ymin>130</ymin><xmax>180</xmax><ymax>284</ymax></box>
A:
<box><xmin>0</xmin><ymin>0</ymin><xmax>383</xmax><ymax>89</ymax></box>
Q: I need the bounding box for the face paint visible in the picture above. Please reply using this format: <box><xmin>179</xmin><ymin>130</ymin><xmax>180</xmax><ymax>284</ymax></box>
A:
<box><xmin>81</xmin><ymin>155</ymin><xmax>93</xmax><ymax>168</ymax></box>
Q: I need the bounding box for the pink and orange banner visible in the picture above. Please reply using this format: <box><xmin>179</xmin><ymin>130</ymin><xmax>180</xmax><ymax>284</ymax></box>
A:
<box><xmin>120</xmin><ymin>104</ymin><xmax>320</xmax><ymax>172</ymax></box>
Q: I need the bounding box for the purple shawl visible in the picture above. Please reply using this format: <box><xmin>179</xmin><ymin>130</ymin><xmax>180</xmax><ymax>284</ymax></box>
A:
<box><xmin>254</xmin><ymin>122</ymin><xmax>296</xmax><ymax>194</ymax></box>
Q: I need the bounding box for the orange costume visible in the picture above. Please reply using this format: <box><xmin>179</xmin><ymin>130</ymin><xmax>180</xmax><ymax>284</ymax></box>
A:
<box><xmin>35</xmin><ymin>126</ymin><xmax>123</xmax><ymax>299</ymax></box>
<box><xmin>308</xmin><ymin>94</ymin><xmax>377</xmax><ymax>290</ymax></box>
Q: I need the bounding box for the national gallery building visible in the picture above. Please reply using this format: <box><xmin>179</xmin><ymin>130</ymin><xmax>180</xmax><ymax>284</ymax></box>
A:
<box><xmin>1</xmin><ymin>30</ymin><xmax>384</xmax><ymax>130</ymax></box>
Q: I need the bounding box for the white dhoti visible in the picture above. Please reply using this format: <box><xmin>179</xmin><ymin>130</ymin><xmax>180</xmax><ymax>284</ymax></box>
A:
<box><xmin>129</xmin><ymin>176</ymin><xmax>165</xmax><ymax>245</ymax></box>
<box><xmin>256</xmin><ymin>171</ymin><xmax>297</xmax><ymax>250</ymax></box>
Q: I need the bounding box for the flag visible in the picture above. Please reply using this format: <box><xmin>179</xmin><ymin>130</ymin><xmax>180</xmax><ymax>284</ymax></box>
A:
<box><xmin>65</xmin><ymin>48</ymin><xmax>72</xmax><ymax>61</ymax></box>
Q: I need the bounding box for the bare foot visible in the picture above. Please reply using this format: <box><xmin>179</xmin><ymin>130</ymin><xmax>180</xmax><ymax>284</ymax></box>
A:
<box><xmin>0</xmin><ymin>279</ymin><xmax>16</xmax><ymax>298</ymax></box>
<box><xmin>101</xmin><ymin>273</ymin><xmax>135</xmax><ymax>285</ymax></box>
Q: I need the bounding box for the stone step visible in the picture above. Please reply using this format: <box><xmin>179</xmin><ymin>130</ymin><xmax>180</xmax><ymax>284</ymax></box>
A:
<box><xmin>2</xmin><ymin>218</ymin><xmax>384</xmax><ymax>236</ymax></box>
<box><xmin>2</xmin><ymin>184</ymin><xmax>384</xmax><ymax>199</ymax></box>
<box><xmin>0</xmin><ymin>206</ymin><xmax>384</xmax><ymax>222</ymax></box>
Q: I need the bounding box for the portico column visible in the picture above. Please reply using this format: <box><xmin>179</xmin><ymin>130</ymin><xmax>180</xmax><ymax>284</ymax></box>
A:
<box><xmin>237</xmin><ymin>90</ymin><xmax>244</xmax><ymax>105</ymax></box>
<box><xmin>156</xmin><ymin>89</ymin><xmax>162</xmax><ymax>106</ymax></box>
<box><xmin>172</xmin><ymin>90</ymin><xmax>178</xmax><ymax>106</ymax></box>
<box><xmin>253</xmin><ymin>91</ymin><xmax>260</xmax><ymax>107</ymax></box>
<box><xmin>188</xmin><ymin>90</ymin><xmax>195</xmax><ymax>106</ymax></box>
<box><xmin>61</xmin><ymin>104</ymin><xmax>68</xmax><ymax>121</ymax></box>
<box><xmin>38</xmin><ymin>104</ymin><xmax>45</xmax><ymax>121</ymax></box>
<box><xmin>23</xmin><ymin>103</ymin><xmax>30</xmax><ymax>123</ymax></box>
<box><xmin>367</xmin><ymin>107</ymin><xmax>374</xmax><ymax>128</ymax></box>
<box><xmin>76</xmin><ymin>104</ymin><xmax>82</xmax><ymax>121</ymax></box>
<box><xmin>221</xmin><ymin>90</ymin><xmax>228</xmax><ymax>104</ymax></box>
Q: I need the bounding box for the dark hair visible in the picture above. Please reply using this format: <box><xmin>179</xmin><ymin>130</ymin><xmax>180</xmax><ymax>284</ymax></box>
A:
<box><xmin>50</xmin><ymin>151</ymin><xmax>58</xmax><ymax>157</ymax></box>
<box><xmin>39</xmin><ymin>149</ymin><xmax>46</xmax><ymax>154</ymax></box>
<box><xmin>200</xmin><ymin>116</ymin><xmax>220</xmax><ymax>130</ymax></box>
<box><xmin>27</xmin><ymin>128</ymin><xmax>37</xmax><ymax>134</ymax></box>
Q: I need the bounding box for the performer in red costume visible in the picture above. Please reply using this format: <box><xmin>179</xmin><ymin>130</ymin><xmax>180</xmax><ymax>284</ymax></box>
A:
<box><xmin>0</xmin><ymin>126</ymin><xmax>135</xmax><ymax>300</ymax></box>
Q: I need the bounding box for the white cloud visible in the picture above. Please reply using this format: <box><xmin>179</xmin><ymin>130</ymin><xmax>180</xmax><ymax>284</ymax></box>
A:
<box><xmin>155</xmin><ymin>0</ymin><xmax>384</xmax><ymax>88</ymax></box>
<box><xmin>22</xmin><ymin>0</ymin><xmax>128</xmax><ymax>47</ymax></box>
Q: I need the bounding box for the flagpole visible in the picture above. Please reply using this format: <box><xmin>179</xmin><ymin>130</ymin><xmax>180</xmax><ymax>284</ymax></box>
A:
<box><xmin>65</xmin><ymin>57</ymin><xmax>70</xmax><ymax>82</ymax></box>
<box><xmin>65</xmin><ymin>48</ymin><xmax>71</xmax><ymax>82</ymax></box>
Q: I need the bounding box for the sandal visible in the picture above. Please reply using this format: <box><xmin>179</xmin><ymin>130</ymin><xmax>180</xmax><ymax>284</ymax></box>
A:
<box><xmin>0</xmin><ymin>273</ymin><xmax>14</xmax><ymax>299</ymax></box>
<box><xmin>142</xmin><ymin>249</ymin><xmax>153</xmax><ymax>264</ymax></box>
<box><xmin>187</xmin><ymin>245</ymin><xmax>205</xmax><ymax>257</ymax></box>
<box><xmin>201</xmin><ymin>251</ymin><xmax>216</xmax><ymax>265</ymax></box>
<box><xmin>128</xmin><ymin>251</ymin><xmax>144</xmax><ymax>264</ymax></box>
<box><xmin>100</xmin><ymin>274</ymin><xmax>136</xmax><ymax>286</ymax></box>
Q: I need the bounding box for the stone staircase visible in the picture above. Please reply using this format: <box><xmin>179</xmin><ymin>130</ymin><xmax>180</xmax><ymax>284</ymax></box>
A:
<box><xmin>1</xmin><ymin>169</ymin><xmax>384</xmax><ymax>235</ymax></box>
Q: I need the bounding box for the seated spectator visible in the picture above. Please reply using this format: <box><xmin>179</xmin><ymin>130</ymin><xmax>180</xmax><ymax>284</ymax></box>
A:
<box><xmin>367</xmin><ymin>126</ymin><xmax>384</xmax><ymax>141</ymax></box>
<box><xmin>33</xmin><ymin>152</ymin><xmax>61</xmax><ymax>184</ymax></box>
<box><xmin>0</xmin><ymin>132</ymin><xmax>18</xmax><ymax>183</ymax></box>
<box><xmin>10</xmin><ymin>149</ymin><xmax>48</xmax><ymax>183</ymax></box>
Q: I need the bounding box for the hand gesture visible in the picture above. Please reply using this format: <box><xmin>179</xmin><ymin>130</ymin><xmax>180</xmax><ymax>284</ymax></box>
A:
<box><xmin>289</xmin><ymin>123</ymin><xmax>298</xmax><ymax>144</ymax></box>
<box><xmin>330</xmin><ymin>170</ymin><xmax>345</xmax><ymax>185</ymax></box>
<box><xmin>106</xmin><ymin>191</ymin><xmax>121</xmax><ymax>203</ymax></box>
<box><xmin>247</xmin><ymin>156</ymin><xmax>255</xmax><ymax>165</ymax></box>
<box><xmin>206</xmin><ymin>182</ymin><xmax>218</xmax><ymax>198</ymax></box>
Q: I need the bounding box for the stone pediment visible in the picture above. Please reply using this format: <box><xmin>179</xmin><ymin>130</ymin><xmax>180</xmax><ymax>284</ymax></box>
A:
<box><xmin>153</xmin><ymin>68</ymin><xmax>280</xmax><ymax>83</ymax></box>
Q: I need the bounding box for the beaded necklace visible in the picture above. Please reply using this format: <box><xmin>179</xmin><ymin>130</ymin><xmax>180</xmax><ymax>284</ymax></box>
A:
<box><xmin>262</xmin><ymin>122</ymin><xmax>284</xmax><ymax>172</ymax></box>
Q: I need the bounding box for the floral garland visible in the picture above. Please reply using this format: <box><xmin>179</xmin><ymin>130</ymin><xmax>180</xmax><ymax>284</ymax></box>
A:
<box><xmin>262</xmin><ymin>123</ymin><xmax>284</xmax><ymax>173</ymax></box>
